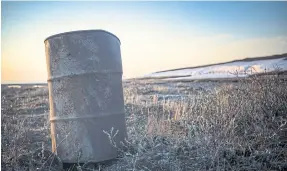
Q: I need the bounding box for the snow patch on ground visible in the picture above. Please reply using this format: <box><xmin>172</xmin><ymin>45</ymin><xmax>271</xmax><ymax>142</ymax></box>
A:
<box><xmin>32</xmin><ymin>85</ymin><xmax>46</xmax><ymax>88</ymax></box>
<box><xmin>144</xmin><ymin>57</ymin><xmax>287</xmax><ymax>80</ymax></box>
<box><xmin>8</xmin><ymin>85</ymin><xmax>22</xmax><ymax>89</ymax></box>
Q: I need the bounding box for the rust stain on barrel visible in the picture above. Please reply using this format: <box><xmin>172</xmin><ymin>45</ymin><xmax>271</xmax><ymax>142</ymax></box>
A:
<box><xmin>44</xmin><ymin>30</ymin><xmax>127</xmax><ymax>163</ymax></box>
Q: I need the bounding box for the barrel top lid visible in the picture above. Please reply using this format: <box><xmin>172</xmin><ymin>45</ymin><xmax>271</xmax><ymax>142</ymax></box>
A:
<box><xmin>44</xmin><ymin>29</ymin><xmax>121</xmax><ymax>44</ymax></box>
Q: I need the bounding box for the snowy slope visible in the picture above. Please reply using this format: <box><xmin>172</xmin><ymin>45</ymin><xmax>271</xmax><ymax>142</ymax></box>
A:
<box><xmin>144</xmin><ymin>56</ymin><xmax>287</xmax><ymax>80</ymax></box>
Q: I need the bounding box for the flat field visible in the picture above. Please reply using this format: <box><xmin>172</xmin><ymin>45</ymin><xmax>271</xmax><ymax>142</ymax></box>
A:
<box><xmin>1</xmin><ymin>76</ymin><xmax>287</xmax><ymax>171</ymax></box>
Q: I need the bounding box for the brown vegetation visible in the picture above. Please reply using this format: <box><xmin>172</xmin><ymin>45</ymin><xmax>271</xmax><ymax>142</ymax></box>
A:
<box><xmin>1</xmin><ymin>74</ymin><xmax>287</xmax><ymax>170</ymax></box>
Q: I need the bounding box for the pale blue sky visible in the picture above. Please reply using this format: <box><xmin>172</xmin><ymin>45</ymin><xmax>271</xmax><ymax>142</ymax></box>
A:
<box><xmin>2</xmin><ymin>1</ymin><xmax>287</xmax><ymax>83</ymax></box>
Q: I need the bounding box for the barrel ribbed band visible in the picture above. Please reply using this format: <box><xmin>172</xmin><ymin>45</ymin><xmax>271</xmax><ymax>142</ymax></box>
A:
<box><xmin>50</xmin><ymin>112</ymin><xmax>125</xmax><ymax>122</ymax></box>
<box><xmin>47</xmin><ymin>71</ymin><xmax>122</xmax><ymax>82</ymax></box>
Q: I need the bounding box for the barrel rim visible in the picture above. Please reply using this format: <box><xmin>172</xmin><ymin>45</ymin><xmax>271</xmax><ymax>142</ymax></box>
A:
<box><xmin>44</xmin><ymin>29</ymin><xmax>121</xmax><ymax>45</ymax></box>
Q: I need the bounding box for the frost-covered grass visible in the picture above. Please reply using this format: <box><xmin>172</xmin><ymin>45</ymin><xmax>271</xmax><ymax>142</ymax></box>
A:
<box><xmin>1</xmin><ymin>75</ymin><xmax>287</xmax><ymax>171</ymax></box>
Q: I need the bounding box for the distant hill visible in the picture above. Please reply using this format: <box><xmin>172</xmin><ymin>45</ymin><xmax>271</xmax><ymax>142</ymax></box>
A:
<box><xmin>153</xmin><ymin>53</ymin><xmax>287</xmax><ymax>73</ymax></box>
<box><xmin>142</xmin><ymin>53</ymin><xmax>287</xmax><ymax>81</ymax></box>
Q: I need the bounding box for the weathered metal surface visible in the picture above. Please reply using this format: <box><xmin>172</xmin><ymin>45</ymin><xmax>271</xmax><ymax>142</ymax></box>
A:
<box><xmin>44</xmin><ymin>30</ymin><xmax>127</xmax><ymax>163</ymax></box>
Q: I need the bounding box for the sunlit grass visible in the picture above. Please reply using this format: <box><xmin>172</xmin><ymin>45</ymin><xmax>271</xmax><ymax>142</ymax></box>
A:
<box><xmin>1</xmin><ymin>74</ymin><xmax>287</xmax><ymax>170</ymax></box>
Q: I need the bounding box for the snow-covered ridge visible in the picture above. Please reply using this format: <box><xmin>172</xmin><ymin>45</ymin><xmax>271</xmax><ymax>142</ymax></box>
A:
<box><xmin>144</xmin><ymin>55</ymin><xmax>287</xmax><ymax>80</ymax></box>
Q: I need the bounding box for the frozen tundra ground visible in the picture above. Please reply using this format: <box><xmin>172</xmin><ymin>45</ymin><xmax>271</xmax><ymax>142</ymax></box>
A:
<box><xmin>1</xmin><ymin>75</ymin><xmax>287</xmax><ymax>171</ymax></box>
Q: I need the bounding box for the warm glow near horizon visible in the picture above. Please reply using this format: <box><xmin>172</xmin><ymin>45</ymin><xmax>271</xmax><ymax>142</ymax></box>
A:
<box><xmin>2</xmin><ymin>1</ymin><xmax>287</xmax><ymax>83</ymax></box>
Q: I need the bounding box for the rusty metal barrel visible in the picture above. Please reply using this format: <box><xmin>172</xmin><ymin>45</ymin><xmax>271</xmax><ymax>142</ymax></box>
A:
<box><xmin>44</xmin><ymin>30</ymin><xmax>127</xmax><ymax>163</ymax></box>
